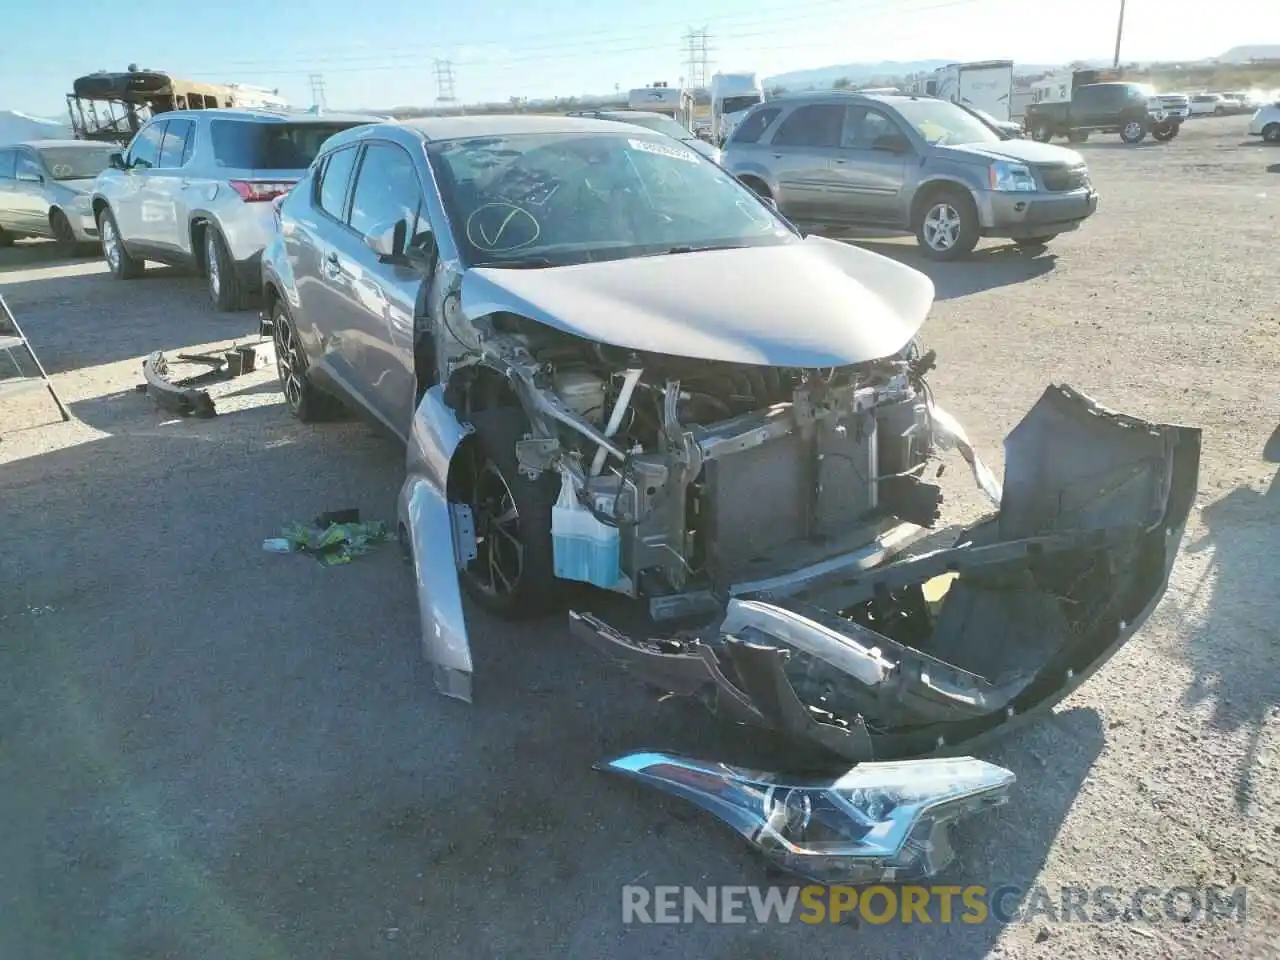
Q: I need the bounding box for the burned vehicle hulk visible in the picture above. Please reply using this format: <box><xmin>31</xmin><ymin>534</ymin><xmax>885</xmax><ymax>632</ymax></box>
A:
<box><xmin>259</xmin><ymin>116</ymin><xmax>1200</xmax><ymax>768</ymax></box>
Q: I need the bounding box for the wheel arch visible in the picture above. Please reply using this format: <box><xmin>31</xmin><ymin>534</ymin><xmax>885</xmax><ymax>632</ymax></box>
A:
<box><xmin>911</xmin><ymin>176</ymin><xmax>979</xmax><ymax>227</ymax></box>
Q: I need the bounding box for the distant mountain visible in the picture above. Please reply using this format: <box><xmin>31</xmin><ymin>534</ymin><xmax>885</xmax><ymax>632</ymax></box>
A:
<box><xmin>1217</xmin><ymin>45</ymin><xmax>1280</xmax><ymax>63</ymax></box>
<box><xmin>0</xmin><ymin>109</ymin><xmax>72</xmax><ymax>146</ymax></box>
<box><xmin>762</xmin><ymin>59</ymin><xmax>1081</xmax><ymax>91</ymax></box>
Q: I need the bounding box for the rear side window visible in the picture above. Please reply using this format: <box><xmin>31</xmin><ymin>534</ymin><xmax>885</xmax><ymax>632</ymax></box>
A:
<box><xmin>0</xmin><ymin>150</ymin><xmax>15</xmax><ymax>179</ymax></box>
<box><xmin>209</xmin><ymin>121</ymin><xmax>354</xmax><ymax>170</ymax></box>
<box><xmin>771</xmin><ymin>104</ymin><xmax>845</xmax><ymax>148</ymax></box>
<box><xmin>316</xmin><ymin>145</ymin><xmax>359</xmax><ymax>221</ymax></box>
<box><xmin>731</xmin><ymin>107</ymin><xmax>781</xmax><ymax>144</ymax></box>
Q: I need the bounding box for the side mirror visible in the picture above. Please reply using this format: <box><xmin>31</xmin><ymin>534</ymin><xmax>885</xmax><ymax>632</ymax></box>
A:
<box><xmin>872</xmin><ymin>134</ymin><xmax>911</xmax><ymax>154</ymax></box>
<box><xmin>108</xmin><ymin>152</ymin><xmax>126</xmax><ymax>170</ymax></box>
<box><xmin>16</xmin><ymin>171</ymin><xmax>42</xmax><ymax>184</ymax></box>
<box><xmin>364</xmin><ymin>219</ymin><xmax>408</xmax><ymax>262</ymax></box>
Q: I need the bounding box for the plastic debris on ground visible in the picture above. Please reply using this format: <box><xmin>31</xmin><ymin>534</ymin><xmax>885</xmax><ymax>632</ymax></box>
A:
<box><xmin>262</xmin><ymin>508</ymin><xmax>390</xmax><ymax>566</ymax></box>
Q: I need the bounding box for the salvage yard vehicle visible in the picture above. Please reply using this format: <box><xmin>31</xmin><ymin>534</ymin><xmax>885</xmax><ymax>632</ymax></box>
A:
<box><xmin>720</xmin><ymin>92</ymin><xmax>1096</xmax><ymax>260</ymax></box>
<box><xmin>1249</xmin><ymin>99</ymin><xmax>1280</xmax><ymax>142</ymax></box>
<box><xmin>1024</xmin><ymin>81</ymin><xmax>1187</xmax><ymax>144</ymax></box>
<box><xmin>259</xmin><ymin>114</ymin><xmax>1199</xmax><ymax>770</ymax></box>
<box><xmin>564</xmin><ymin>109</ymin><xmax>722</xmax><ymax>163</ymax></box>
<box><xmin>0</xmin><ymin>140</ymin><xmax>116</xmax><ymax>251</ymax></box>
<box><xmin>90</xmin><ymin>108</ymin><xmax>375</xmax><ymax>310</ymax></box>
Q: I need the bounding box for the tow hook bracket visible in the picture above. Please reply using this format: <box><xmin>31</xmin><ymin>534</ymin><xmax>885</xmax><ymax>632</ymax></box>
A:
<box><xmin>449</xmin><ymin>504</ymin><xmax>478</xmax><ymax>566</ymax></box>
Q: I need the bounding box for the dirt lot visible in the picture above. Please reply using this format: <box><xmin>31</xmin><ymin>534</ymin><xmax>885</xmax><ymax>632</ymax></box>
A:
<box><xmin>2</xmin><ymin>116</ymin><xmax>1278</xmax><ymax>959</ymax></box>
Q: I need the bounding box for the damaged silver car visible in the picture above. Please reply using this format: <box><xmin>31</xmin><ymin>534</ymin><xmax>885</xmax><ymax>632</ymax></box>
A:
<box><xmin>260</xmin><ymin>115</ymin><xmax>1200</xmax><ymax>768</ymax></box>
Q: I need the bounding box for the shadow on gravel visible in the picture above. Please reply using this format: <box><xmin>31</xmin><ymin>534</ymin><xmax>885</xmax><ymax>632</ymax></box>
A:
<box><xmin>858</xmin><ymin>240</ymin><xmax>1058</xmax><ymax>301</ymax></box>
<box><xmin>1267</xmin><ymin>163</ymin><xmax>1280</xmax><ymax>174</ymax></box>
<box><xmin>0</xmin><ymin>240</ymin><xmax>100</xmax><ymax>274</ymax></box>
<box><xmin>1180</xmin><ymin>467</ymin><xmax>1280</xmax><ymax>811</ymax></box>
<box><xmin>1</xmin><ymin>394</ymin><xmax>1106</xmax><ymax>960</ymax></box>
<box><xmin>1073</xmin><ymin>140</ymin><xmax>1167</xmax><ymax>151</ymax></box>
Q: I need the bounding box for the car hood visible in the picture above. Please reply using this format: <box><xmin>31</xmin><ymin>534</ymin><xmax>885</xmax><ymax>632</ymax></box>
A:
<box><xmin>940</xmin><ymin>139</ymin><xmax>1085</xmax><ymax>166</ymax></box>
<box><xmin>460</xmin><ymin>236</ymin><xmax>935</xmax><ymax>367</ymax></box>
<box><xmin>53</xmin><ymin>177</ymin><xmax>96</xmax><ymax>194</ymax></box>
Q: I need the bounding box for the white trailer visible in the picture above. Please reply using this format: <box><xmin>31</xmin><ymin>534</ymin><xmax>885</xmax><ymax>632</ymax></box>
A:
<box><xmin>1030</xmin><ymin>72</ymin><xmax>1073</xmax><ymax>104</ymax></box>
<box><xmin>922</xmin><ymin>60</ymin><xmax>1015</xmax><ymax>121</ymax></box>
<box><xmin>227</xmin><ymin>83</ymin><xmax>290</xmax><ymax>110</ymax></box>
<box><xmin>627</xmin><ymin>83</ymin><xmax>695</xmax><ymax>129</ymax></box>
<box><xmin>710</xmin><ymin>72</ymin><xmax>764</xmax><ymax>145</ymax></box>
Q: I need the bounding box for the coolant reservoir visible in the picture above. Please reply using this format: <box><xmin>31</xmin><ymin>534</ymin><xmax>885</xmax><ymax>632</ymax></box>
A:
<box><xmin>552</xmin><ymin>370</ymin><xmax>607</xmax><ymax>423</ymax></box>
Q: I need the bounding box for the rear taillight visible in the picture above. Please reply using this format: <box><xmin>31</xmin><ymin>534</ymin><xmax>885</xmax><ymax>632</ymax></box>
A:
<box><xmin>229</xmin><ymin>180</ymin><xmax>295</xmax><ymax>202</ymax></box>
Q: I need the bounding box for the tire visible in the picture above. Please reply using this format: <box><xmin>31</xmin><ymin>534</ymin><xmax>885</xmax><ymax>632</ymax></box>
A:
<box><xmin>98</xmin><ymin>207</ymin><xmax>144</xmax><ymax>279</ymax></box>
<box><xmin>914</xmin><ymin>187</ymin><xmax>980</xmax><ymax>261</ymax></box>
<box><xmin>1031</xmin><ymin>124</ymin><xmax>1053</xmax><ymax>143</ymax></box>
<box><xmin>204</xmin><ymin>227</ymin><xmax>241</xmax><ymax>312</ymax></box>
<box><xmin>1067</xmin><ymin>130</ymin><xmax>1089</xmax><ymax>143</ymax></box>
<box><xmin>454</xmin><ymin>408</ymin><xmax>560</xmax><ymax>619</ymax></box>
<box><xmin>1152</xmin><ymin>123</ymin><xmax>1179</xmax><ymax>142</ymax></box>
<box><xmin>49</xmin><ymin>209</ymin><xmax>81</xmax><ymax>256</ymax></box>
<box><xmin>1263</xmin><ymin>124</ymin><xmax>1280</xmax><ymax>144</ymax></box>
<box><xmin>0</xmin><ymin>226</ymin><xmax>13</xmax><ymax>248</ymax></box>
<box><xmin>270</xmin><ymin>298</ymin><xmax>345</xmax><ymax>422</ymax></box>
<box><xmin>1120</xmin><ymin>119</ymin><xmax>1147</xmax><ymax>144</ymax></box>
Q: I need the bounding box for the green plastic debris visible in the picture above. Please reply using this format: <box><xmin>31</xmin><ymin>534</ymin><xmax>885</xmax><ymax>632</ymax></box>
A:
<box><xmin>264</xmin><ymin>519</ymin><xmax>390</xmax><ymax>566</ymax></box>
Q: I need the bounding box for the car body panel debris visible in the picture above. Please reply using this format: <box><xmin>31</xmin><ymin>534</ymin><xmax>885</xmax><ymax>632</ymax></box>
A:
<box><xmin>138</xmin><ymin>341</ymin><xmax>274</xmax><ymax>417</ymax></box>
<box><xmin>601</xmin><ymin>750</ymin><xmax>1014</xmax><ymax>884</ymax></box>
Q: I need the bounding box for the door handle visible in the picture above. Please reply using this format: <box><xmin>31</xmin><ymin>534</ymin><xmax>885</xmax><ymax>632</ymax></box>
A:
<box><xmin>834</xmin><ymin>158</ymin><xmax>847</xmax><ymax>164</ymax></box>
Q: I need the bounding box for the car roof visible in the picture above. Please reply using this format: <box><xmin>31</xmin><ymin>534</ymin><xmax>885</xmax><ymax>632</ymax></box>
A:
<box><xmin>397</xmin><ymin>113</ymin><xmax>644</xmax><ymax>141</ymax></box>
<box><xmin>156</xmin><ymin>108</ymin><xmax>382</xmax><ymax>124</ymax></box>
<box><xmin>14</xmin><ymin>139</ymin><xmax>110</xmax><ymax>149</ymax></box>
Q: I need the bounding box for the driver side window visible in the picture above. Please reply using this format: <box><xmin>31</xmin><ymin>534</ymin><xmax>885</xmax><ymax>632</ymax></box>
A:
<box><xmin>348</xmin><ymin>142</ymin><xmax>425</xmax><ymax>248</ymax></box>
<box><xmin>125</xmin><ymin>122</ymin><xmax>165</xmax><ymax>169</ymax></box>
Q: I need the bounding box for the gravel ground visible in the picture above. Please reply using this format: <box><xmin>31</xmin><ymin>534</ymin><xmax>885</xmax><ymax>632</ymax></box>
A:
<box><xmin>2</xmin><ymin>116</ymin><xmax>1278</xmax><ymax>959</ymax></box>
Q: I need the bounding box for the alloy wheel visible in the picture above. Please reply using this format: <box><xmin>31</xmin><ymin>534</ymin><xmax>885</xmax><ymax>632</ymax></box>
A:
<box><xmin>101</xmin><ymin>218</ymin><xmax>119</xmax><ymax>271</ymax></box>
<box><xmin>923</xmin><ymin>203</ymin><xmax>962</xmax><ymax>252</ymax></box>
<box><xmin>272</xmin><ymin>307</ymin><xmax>304</xmax><ymax>410</ymax></box>
<box><xmin>1123</xmin><ymin>121</ymin><xmax>1143</xmax><ymax>141</ymax></box>
<box><xmin>461</xmin><ymin>446</ymin><xmax>525</xmax><ymax>601</ymax></box>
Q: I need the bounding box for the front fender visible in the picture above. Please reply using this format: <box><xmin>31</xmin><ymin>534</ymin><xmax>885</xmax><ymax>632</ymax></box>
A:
<box><xmin>397</xmin><ymin>385</ymin><xmax>476</xmax><ymax>701</ymax></box>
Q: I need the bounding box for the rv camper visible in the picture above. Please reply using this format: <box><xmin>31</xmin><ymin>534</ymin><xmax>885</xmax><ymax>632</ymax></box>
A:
<box><xmin>920</xmin><ymin>60</ymin><xmax>1015</xmax><ymax>121</ymax></box>
<box><xmin>709</xmin><ymin>72</ymin><xmax>764</xmax><ymax>145</ymax></box>
<box><xmin>627</xmin><ymin>83</ymin><xmax>695</xmax><ymax>129</ymax></box>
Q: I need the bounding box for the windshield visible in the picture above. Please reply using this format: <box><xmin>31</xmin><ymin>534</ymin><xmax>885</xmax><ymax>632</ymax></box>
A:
<box><xmin>611</xmin><ymin>113</ymin><xmax>694</xmax><ymax>139</ymax></box>
<box><xmin>428</xmin><ymin>132</ymin><xmax>794</xmax><ymax>268</ymax></box>
<box><xmin>893</xmin><ymin>98</ymin><xmax>1002</xmax><ymax>146</ymax></box>
<box><xmin>35</xmin><ymin>146</ymin><xmax>116</xmax><ymax>180</ymax></box>
<box><xmin>209</xmin><ymin>121</ymin><xmax>359</xmax><ymax>170</ymax></box>
<box><xmin>721</xmin><ymin>95</ymin><xmax>763</xmax><ymax>115</ymax></box>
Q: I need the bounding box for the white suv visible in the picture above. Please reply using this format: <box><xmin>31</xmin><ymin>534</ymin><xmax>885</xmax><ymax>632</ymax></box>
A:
<box><xmin>1249</xmin><ymin>100</ymin><xmax>1280</xmax><ymax>143</ymax></box>
<box><xmin>91</xmin><ymin>109</ymin><xmax>375</xmax><ymax>310</ymax></box>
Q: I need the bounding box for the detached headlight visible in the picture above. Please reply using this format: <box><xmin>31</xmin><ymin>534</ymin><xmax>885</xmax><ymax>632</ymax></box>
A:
<box><xmin>603</xmin><ymin>751</ymin><xmax>1014</xmax><ymax>885</ymax></box>
<box><xmin>989</xmin><ymin>160</ymin><xmax>1036</xmax><ymax>192</ymax></box>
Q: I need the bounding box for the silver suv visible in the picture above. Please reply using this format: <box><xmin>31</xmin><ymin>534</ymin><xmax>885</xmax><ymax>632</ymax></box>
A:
<box><xmin>0</xmin><ymin>140</ymin><xmax>116</xmax><ymax>252</ymax></box>
<box><xmin>721</xmin><ymin>92</ymin><xmax>1098</xmax><ymax>260</ymax></box>
<box><xmin>90</xmin><ymin>109</ymin><xmax>375</xmax><ymax>310</ymax></box>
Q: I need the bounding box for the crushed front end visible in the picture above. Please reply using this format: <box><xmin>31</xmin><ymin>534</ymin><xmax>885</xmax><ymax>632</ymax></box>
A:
<box><xmin>570</xmin><ymin>382</ymin><xmax>1200</xmax><ymax>762</ymax></box>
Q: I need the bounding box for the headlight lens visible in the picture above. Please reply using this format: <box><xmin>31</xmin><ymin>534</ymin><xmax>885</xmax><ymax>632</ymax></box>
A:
<box><xmin>603</xmin><ymin>751</ymin><xmax>1015</xmax><ymax>885</ymax></box>
<box><xmin>989</xmin><ymin>160</ymin><xmax>1037</xmax><ymax>192</ymax></box>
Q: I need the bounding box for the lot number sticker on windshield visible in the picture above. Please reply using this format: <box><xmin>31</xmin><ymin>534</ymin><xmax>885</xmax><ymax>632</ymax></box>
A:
<box><xmin>628</xmin><ymin>138</ymin><xmax>699</xmax><ymax>164</ymax></box>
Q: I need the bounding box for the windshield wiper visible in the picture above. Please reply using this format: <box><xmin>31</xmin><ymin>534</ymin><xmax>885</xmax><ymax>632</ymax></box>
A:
<box><xmin>471</xmin><ymin>256</ymin><xmax>556</xmax><ymax>269</ymax></box>
<box><xmin>654</xmin><ymin>243</ymin><xmax>748</xmax><ymax>256</ymax></box>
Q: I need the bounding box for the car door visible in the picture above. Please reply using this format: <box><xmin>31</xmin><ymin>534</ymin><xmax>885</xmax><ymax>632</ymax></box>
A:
<box><xmin>12</xmin><ymin>149</ymin><xmax>50</xmax><ymax>235</ymax></box>
<box><xmin>828</xmin><ymin>106</ymin><xmax>912</xmax><ymax>226</ymax></box>
<box><xmin>332</xmin><ymin>139</ymin><xmax>426</xmax><ymax>435</ymax></box>
<box><xmin>293</xmin><ymin>143</ymin><xmax>365</xmax><ymax>399</ymax></box>
<box><xmin>0</xmin><ymin>149</ymin><xmax>17</xmax><ymax>235</ymax></box>
<box><xmin>113</xmin><ymin>120</ymin><xmax>166</xmax><ymax>246</ymax></box>
<box><xmin>1071</xmin><ymin>86</ymin><xmax>1105</xmax><ymax>128</ymax></box>
<box><xmin>148</xmin><ymin>117</ymin><xmax>196</xmax><ymax>257</ymax></box>
<box><xmin>761</xmin><ymin>103</ymin><xmax>845</xmax><ymax>222</ymax></box>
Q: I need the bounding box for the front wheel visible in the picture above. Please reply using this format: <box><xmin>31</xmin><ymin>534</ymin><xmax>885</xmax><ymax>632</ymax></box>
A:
<box><xmin>1263</xmin><ymin>124</ymin><xmax>1280</xmax><ymax>144</ymax></box>
<box><xmin>914</xmin><ymin>189</ymin><xmax>980</xmax><ymax>261</ymax></box>
<box><xmin>1120</xmin><ymin>120</ymin><xmax>1147</xmax><ymax>143</ymax></box>
<box><xmin>50</xmin><ymin>209</ymin><xmax>81</xmax><ymax>256</ymax></box>
<box><xmin>1152</xmin><ymin>123</ymin><xmax>1180</xmax><ymax>142</ymax></box>
<box><xmin>1031</xmin><ymin>124</ymin><xmax>1053</xmax><ymax>142</ymax></box>
<box><xmin>98</xmin><ymin>208</ymin><xmax>144</xmax><ymax>279</ymax></box>
<box><xmin>454</xmin><ymin>408</ymin><xmax>560</xmax><ymax>619</ymax></box>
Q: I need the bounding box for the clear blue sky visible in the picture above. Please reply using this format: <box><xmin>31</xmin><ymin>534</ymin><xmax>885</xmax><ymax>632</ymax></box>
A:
<box><xmin>3</xmin><ymin>0</ymin><xmax>1274</xmax><ymax>115</ymax></box>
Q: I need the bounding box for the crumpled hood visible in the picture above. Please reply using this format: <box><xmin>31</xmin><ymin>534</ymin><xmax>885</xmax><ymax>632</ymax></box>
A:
<box><xmin>460</xmin><ymin>236</ymin><xmax>934</xmax><ymax>367</ymax></box>
<box><xmin>940</xmin><ymin>139</ymin><xmax>1085</xmax><ymax>166</ymax></box>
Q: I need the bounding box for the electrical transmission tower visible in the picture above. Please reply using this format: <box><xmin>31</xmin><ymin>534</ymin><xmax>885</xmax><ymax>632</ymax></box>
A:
<box><xmin>434</xmin><ymin>59</ymin><xmax>459</xmax><ymax>113</ymax></box>
<box><xmin>682</xmin><ymin>27</ymin><xmax>712</xmax><ymax>91</ymax></box>
<box><xmin>308</xmin><ymin>73</ymin><xmax>327</xmax><ymax>110</ymax></box>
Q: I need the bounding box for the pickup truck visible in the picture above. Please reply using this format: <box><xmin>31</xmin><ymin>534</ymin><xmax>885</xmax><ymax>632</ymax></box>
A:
<box><xmin>1024</xmin><ymin>82</ymin><xmax>1187</xmax><ymax>144</ymax></box>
